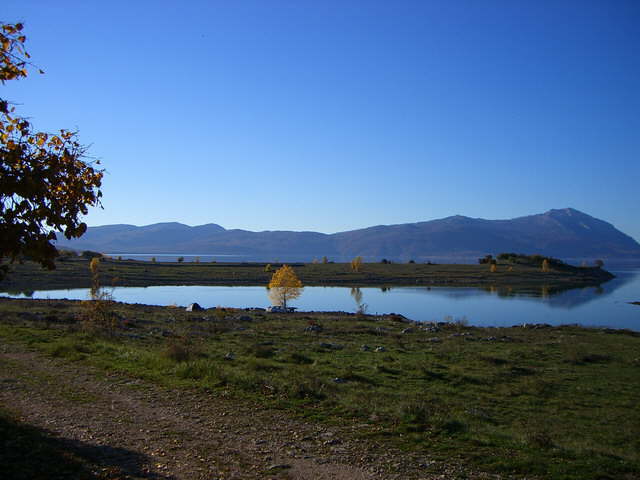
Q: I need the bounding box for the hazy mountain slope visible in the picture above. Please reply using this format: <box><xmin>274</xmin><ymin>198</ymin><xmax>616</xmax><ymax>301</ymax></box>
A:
<box><xmin>55</xmin><ymin>208</ymin><xmax>640</xmax><ymax>259</ymax></box>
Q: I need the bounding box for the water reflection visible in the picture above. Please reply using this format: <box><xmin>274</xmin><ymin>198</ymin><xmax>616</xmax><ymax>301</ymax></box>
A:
<box><xmin>367</xmin><ymin>271</ymin><xmax>636</xmax><ymax>310</ymax></box>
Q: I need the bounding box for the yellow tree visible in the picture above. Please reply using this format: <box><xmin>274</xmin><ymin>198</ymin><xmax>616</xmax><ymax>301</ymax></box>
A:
<box><xmin>1</xmin><ymin>23</ymin><xmax>102</xmax><ymax>279</ymax></box>
<box><xmin>268</xmin><ymin>264</ymin><xmax>303</xmax><ymax>310</ymax></box>
<box><xmin>350</xmin><ymin>256</ymin><xmax>363</xmax><ymax>272</ymax></box>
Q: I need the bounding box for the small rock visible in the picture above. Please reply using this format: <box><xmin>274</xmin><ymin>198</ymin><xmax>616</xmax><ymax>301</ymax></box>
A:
<box><xmin>185</xmin><ymin>303</ymin><xmax>203</xmax><ymax>312</ymax></box>
<box><xmin>374</xmin><ymin>346</ymin><xmax>386</xmax><ymax>352</ymax></box>
<box><xmin>305</xmin><ymin>324</ymin><xmax>323</xmax><ymax>333</ymax></box>
<box><xmin>267</xmin><ymin>464</ymin><xmax>291</xmax><ymax>471</ymax></box>
<box><xmin>319</xmin><ymin>342</ymin><xmax>343</xmax><ymax>350</ymax></box>
<box><xmin>224</xmin><ymin>352</ymin><xmax>235</xmax><ymax>360</ymax></box>
<box><xmin>332</xmin><ymin>377</ymin><xmax>346</xmax><ymax>383</ymax></box>
<box><xmin>361</xmin><ymin>344</ymin><xmax>371</xmax><ymax>351</ymax></box>
<box><xmin>427</xmin><ymin>337</ymin><xmax>442</xmax><ymax>343</ymax></box>
<box><xmin>401</xmin><ymin>327</ymin><xmax>415</xmax><ymax>334</ymax></box>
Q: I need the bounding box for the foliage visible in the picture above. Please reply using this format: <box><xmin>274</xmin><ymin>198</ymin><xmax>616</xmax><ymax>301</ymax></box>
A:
<box><xmin>322</xmin><ymin>256</ymin><xmax>328</xmax><ymax>264</ymax></box>
<box><xmin>350</xmin><ymin>255</ymin><xmax>363</xmax><ymax>272</ymax></box>
<box><xmin>496</xmin><ymin>252</ymin><xmax>565</xmax><ymax>269</ymax></box>
<box><xmin>478</xmin><ymin>254</ymin><xmax>493</xmax><ymax>265</ymax></box>
<box><xmin>0</xmin><ymin>22</ymin><xmax>103</xmax><ymax>280</ymax></box>
<box><xmin>264</xmin><ymin>263</ymin><xmax>272</xmax><ymax>272</ymax></box>
<box><xmin>541</xmin><ymin>258</ymin><xmax>550</xmax><ymax>272</ymax></box>
<box><xmin>595</xmin><ymin>259</ymin><xmax>604</xmax><ymax>268</ymax></box>
<box><xmin>81</xmin><ymin>250</ymin><xmax>102</xmax><ymax>259</ymax></box>
<box><xmin>177</xmin><ymin>256</ymin><xmax>184</xmax><ymax>263</ymax></box>
<box><xmin>267</xmin><ymin>264</ymin><xmax>303</xmax><ymax>309</ymax></box>
<box><xmin>490</xmin><ymin>263</ymin><xmax>497</xmax><ymax>273</ymax></box>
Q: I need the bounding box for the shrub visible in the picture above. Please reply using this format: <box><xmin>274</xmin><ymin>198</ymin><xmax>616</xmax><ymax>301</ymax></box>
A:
<box><xmin>478</xmin><ymin>254</ymin><xmax>493</xmax><ymax>264</ymax></box>
<box><xmin>177</xmin><ymin>256</ymin><xmax>184</xmax><ymax>263</ymax></box>
<box><xmin>82</xmin><ymin>257</ymin><xmax>117</xmax><ymax>334</ymax></box>
<box><xmin>163</xmin><ymin>339</ymin><xmax>191</xmax><ymax>362</ymax></box>
<box><xmin>351</xmin><ymin>256</ymin><xmax>363</xmax><ymax>272</ymax></box>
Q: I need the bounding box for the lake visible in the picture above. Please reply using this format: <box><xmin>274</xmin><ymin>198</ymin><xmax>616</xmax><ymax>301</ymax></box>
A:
<box><xmin>3</xmin><ymin>266</ymin><xmax>639</xmax><ymax>331</ymax></box>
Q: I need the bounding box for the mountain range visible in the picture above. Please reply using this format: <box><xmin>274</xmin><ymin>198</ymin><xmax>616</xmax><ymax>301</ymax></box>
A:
<box><xmin>54</xmin><ymin>208</ymin><xmax>640</xmax><ymax>261</ymax></box>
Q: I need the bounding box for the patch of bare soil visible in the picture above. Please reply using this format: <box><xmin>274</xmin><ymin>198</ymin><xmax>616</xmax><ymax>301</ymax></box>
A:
<box><xmin>0</xmin><ymin>341</ymin><xmax>490</xmax><ymax>480</ymax></box>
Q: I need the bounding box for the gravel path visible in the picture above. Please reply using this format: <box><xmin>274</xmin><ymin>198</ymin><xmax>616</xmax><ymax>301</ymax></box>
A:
<box><xmin>0</xmin><ymin>341</ymin><xmax>487</xmax><ymax>480</ymax></box>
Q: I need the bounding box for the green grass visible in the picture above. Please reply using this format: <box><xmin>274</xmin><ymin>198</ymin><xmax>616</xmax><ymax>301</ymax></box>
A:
<box><xmin>1</xmin><ymin>297</ymin><xmax>638</xmax><ymax>479</ymax></box>
<box><xmin>0</xmin><ymin>257</ymin><xmax>612</xmax><ymax>292</ymax></box>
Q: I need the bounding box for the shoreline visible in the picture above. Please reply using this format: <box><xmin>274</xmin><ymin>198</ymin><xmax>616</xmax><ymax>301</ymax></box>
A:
<box><xmin>0</xmin><ymin>258</ymin><xmax>615</xmax><ymax>292</ymax></box>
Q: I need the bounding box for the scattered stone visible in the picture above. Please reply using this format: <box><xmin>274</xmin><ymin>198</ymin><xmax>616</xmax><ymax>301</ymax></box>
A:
<box><xmin>332</xmin><ymin>377</ymin><xmax>346</xmax><ymax>384</ymax></box>
<box><xmin>484</xmin><ymin>336</ymin><xmax>497</xmax><ymax>341</ymax></box>
<box><xmin>305</xmin><ymin>324</ymin><xmax>323</xmax><ymax>333</ymax></box>
<box><xmin>319</xmin><ymin>342</ymin><xmax>343</xmax><ymax>350</ymax></box>
<box><xmin>361</xmin><ymin>344</ymin><xmax>371</xmax><ymax>352</ymax></box>
<box><xmin>224</xmin><ymin>352</ymin><xmax>235</xmax><ymax>360</ymax></box>
<box><xmin>427</xmin><ymin>337</ymin><xmax>442</xmax><ymax>343</ymax></box>
<box><xmin>324</xmin><ymin>438</ymin><xmax>342</xmax><ymax>445</ymax></box>
<box><xmin>185</xmin><ymin>303</ymin><xmax>203</xmax><ymax>312</ymax></box>
<box><xmin>267</xmin><ymin>464</ymin><xmax>291</xmax><ymax>471</ymax></box>
<box><xmin>401</xmin><ymin>327</ymin><xmax>415</xmax><ymax>334</ymax></box>
<box><xmin>374</xmin><ymin>346</ymin><xmax>386</xmax><ymax>352</ymax></box>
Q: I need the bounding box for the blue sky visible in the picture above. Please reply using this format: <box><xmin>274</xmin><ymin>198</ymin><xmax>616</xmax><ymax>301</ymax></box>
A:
<box><xmin>3</xmin><ymin>1</ymin><xmax>639</xmax><ymax>240</ymax></box>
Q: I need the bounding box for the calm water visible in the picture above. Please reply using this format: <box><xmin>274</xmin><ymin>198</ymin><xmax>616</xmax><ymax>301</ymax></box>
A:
<box><xmin>3</xmin><ymin>267</ymin><xmax>639</xmax><ymax>330</ymax></box>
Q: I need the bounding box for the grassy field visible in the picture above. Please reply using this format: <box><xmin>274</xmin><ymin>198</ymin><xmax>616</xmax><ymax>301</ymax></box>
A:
<box><xmin>0</xmin><ymin>257</ymin><xmax>613</xmax><ymax>292</ymax></box>
<box><xmin>0</xmin><ymin>297</ymin><xmax>638</xmax><ymax>479</ymax></box>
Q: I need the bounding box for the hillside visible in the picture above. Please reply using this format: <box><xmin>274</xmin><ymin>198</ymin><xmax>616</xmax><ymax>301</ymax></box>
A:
<box><xmin>55</xmin><ymin>208</ymin><xmax>640</xmax><ymax>260</ymax></box>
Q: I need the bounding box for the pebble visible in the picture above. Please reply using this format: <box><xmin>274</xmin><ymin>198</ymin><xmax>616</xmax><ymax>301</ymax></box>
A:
<box><xmin>267</xmin><ymin>464</ymin><xmax>291</xmax><ymax>471</ymax></box>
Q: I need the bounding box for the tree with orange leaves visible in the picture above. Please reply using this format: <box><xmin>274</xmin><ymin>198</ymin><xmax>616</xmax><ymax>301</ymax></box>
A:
<box><xmin>1</xmin><ymin>22</ymin><xmax>103</xmax><ymax>279</ymax></box>
<box><xmin>268</xmin><ymin>264</ymin><xmax>303</xmax><ymax>310</ymax></box>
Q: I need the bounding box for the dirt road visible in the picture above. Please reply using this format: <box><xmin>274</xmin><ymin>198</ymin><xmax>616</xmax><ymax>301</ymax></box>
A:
<box><xmin>0</xmin><ymin>341</ymin><xmax>480</xmax><ymax>480</ymax></box>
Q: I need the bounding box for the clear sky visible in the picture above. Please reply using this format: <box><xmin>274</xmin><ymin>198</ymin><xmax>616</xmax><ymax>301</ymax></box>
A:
<box><xmin>3</xmin><ymin>1</ymin><xmax>639</xmax><ymax>240</ymax></box>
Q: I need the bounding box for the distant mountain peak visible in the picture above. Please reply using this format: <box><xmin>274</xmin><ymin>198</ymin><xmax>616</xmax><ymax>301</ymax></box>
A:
<box><xmin>545</xmin><ymin>207</ymin><xmax>589</xmax><ymax>217</ymax></box>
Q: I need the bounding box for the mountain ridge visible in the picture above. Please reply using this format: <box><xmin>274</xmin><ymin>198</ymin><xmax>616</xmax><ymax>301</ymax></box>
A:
<box><xmin>55</xmin><ymin>208</ymin><xmax>640</xmax><ymax>260</ymax></box>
